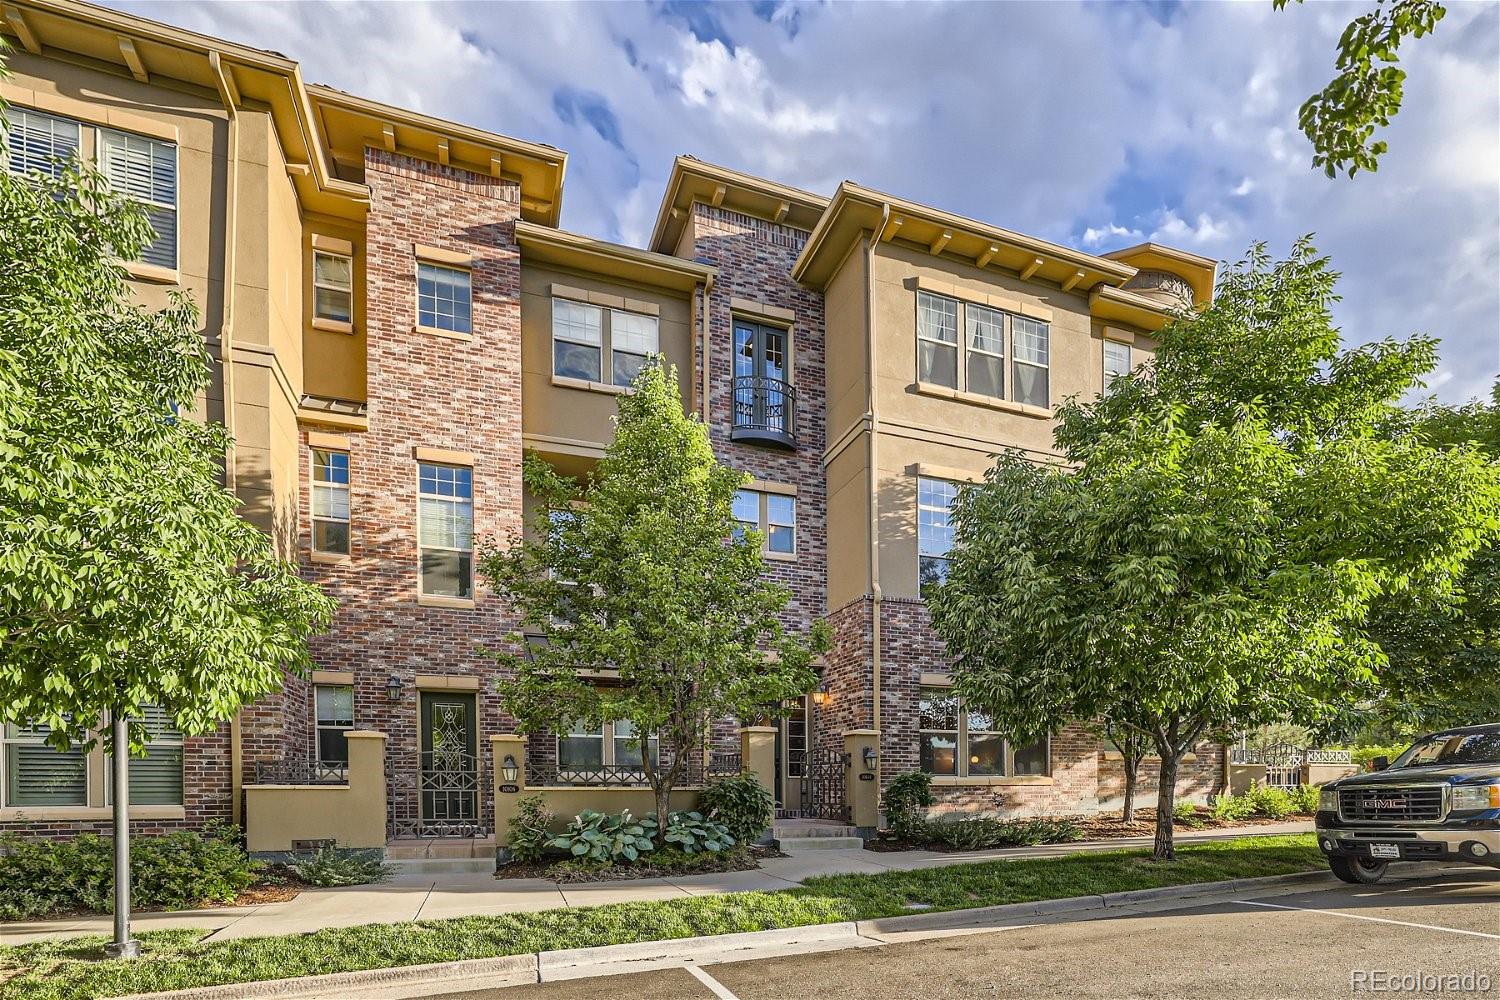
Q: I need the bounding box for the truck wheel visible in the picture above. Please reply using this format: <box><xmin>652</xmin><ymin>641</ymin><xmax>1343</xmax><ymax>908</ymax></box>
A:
<box><xmin>1330</xmin><ymin>855</ymin><xmax>1388</xmax><ymax>885</ymax></box>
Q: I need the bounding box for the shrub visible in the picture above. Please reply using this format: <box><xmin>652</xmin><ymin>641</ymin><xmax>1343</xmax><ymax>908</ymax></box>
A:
<box><xmin>1002</xmin><ymin>818</ymin><xmax>1083</xmax><ymax>846</ymax></box>
<box><xmin>0</xmin><ymin>830</ymin><xmax>261</xmax><ymax>919</ymax></box>
<box><xmin>698</xmin><ymin>774</ymin><xmax>774</xmax><ymax>844</ymax></box>
<box><xmin>1349</xmin><ymin>744</ymin><xmax>1408</xmax><ymax>771</ymax></box>
<box><xmin>662</xmin><ymin>811</ymin><xmax>736</xmax><ymax>855</ymax></box>
<box><xmin>919</xmin><ymin>816</ymin><xmax>1083</xmax><ymax>850</ymax></box>
<box><xmin>1211</xmin><ymin>790</ymin><xmax>1256</xmax><ymax>822</ymax></box>
<box><xmin>287</xmin><ymin>846</ymin><xmax>393</xmax><ymax>887</ymax></box>
<box><xmin>881</xmin><ymin>771</ymin><xmax>932</xmax><ymax>840</ymax></box>
<box><xmin>550</xmin><ymin>809</ymin><xmax>657</xmax><ymax>863</ymax></box>
<box><xmin>1289</xmin><ymin>784</ymin><xmax>1321</xmax><ymax>815</ymax></box>
<box><xmin>506</xmin><ymin>794</ymin><xmax>554</xmax><ymax>864</ymax></box>
<box><xmin>1244</xmin><ymin>781</ymin><xmax>1295</xmax><ymax>819</ymax></box>
<box><xmin>1173</xmin><ymin>800</ymin><xmax>1206</xmax><ymax>828</ymax></box>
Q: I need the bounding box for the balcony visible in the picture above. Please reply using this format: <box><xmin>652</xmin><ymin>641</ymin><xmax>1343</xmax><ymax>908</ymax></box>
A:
<box><xmin>730</xmin><ymin>375</ymin><xmax>797</xmax><ymax>449</ymax></box>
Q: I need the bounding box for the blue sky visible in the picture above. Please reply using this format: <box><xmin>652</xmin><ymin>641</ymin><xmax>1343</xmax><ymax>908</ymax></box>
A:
<box><xmin>120</xmin><ymin>0</ymin><xmax>1500</xmax><ymax>405</ymax></box>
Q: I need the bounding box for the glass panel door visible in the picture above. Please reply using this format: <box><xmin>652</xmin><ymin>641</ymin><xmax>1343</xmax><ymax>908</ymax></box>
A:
<box><xmin>419</xmin><ymin>692</ymin><xmax>478</xmax><ymax>832</ymax></box>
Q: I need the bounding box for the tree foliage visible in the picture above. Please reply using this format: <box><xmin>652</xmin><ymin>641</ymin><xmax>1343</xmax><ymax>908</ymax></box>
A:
<box><xmin>0</xmin><ymin>112</ymin><xmax>335</xmax><ymax>752</ymax></box>
<box><xmin>929</xmin><ymin>239</ymin><xmax>1500</xmax><ymax>860</ymax></box>
<box><xmin>1363</xmin><ymin>382</ymin><xmax>1500</xmax><ymax>733</ymax></box>
<box><xmin>1276</xmin><ymin>0</ymin><xmax>1446</xmax><ymax>177</ymax></box>
<box><xmin>480</xmin><ymin>364</ymin><xmax>826</xmax><ymax>842</ymax></box>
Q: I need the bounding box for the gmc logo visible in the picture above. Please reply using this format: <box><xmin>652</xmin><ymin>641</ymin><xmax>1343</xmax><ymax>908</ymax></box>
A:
<box><xmin>1365</xmin><ymin>797</ymin><xmax>1404</xmax><ymax>809</ymax></box>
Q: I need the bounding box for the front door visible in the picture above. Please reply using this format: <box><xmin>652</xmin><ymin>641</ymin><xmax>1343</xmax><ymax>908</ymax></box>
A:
<box><xmin>419</xmin><ymin>691</ymin><xmax>479</xmax><ymax>835</ymax></box>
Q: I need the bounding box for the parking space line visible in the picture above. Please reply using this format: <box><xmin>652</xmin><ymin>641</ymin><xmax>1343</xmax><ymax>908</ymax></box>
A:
<box><xmin>1232</xmin><ymin>898</ymin><xmax>1500</xmax><ymax>939</ymax></box>
<box><xmin>686</xmin><ymin>963</ymin><xmax>741</xmax><ymax>1000</ymax></box>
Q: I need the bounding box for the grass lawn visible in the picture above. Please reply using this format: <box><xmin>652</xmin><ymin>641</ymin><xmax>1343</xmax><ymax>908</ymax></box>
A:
<box><xmin>0</xmin><ymin>835</ymin><xmax>1322</xmax><ymax>1000</ymax></box>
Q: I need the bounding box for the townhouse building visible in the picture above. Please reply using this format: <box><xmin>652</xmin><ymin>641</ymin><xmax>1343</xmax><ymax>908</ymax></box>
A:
<box><xmin>0</xmin><ymin>0</ymin><xmax>1223</xmax><ymax>848</ymax></box>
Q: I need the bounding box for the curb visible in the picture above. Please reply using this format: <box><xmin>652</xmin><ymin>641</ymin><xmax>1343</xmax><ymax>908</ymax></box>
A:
<box><xmin>122</xmin><ymin>869</ymin><xmax>1331</xmax><ymax>999</ymax></box>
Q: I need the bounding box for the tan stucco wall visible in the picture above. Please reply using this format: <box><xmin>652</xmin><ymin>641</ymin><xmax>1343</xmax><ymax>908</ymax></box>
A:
<box><xmin>825</xmin><ymin>440</ymin><xmax>871</xmax><ymax>609</ymax></box>
<box><xmin>3</xmin><ymin>51</ymin><xmax>305</xmax><ymax>552</ymax></box>
<box><xmin>823</xmin><ymin>234</ymin><xmax>869</xmax><ymax>449</ymax></box>
<box><xmin>301</xmin><ymin>214</ymin><xmax>368</xmax><ymax>403</ymax></box>
<box><xmin>519</xmin><ymin>261</ymin><xmax>693</xmax><ymax>453</ymax></box>
<box><xmin>245</xmin><ymin>732</ymin><xmax>387</xmax><ymax>851</ymax></box>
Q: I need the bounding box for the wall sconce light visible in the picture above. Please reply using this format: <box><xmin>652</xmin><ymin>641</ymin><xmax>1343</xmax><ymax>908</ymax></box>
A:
<box><xmin>811</xmin><ymin>684</ymin><xmax>830</xmax><ymax>707</ymax></box>
<box><xmin>385</xmin><ymin>674</ymin><xmax>403</xmax><ymax>702</ymax></box>
<box><xmin>862</xmin><ymin>746</ymin><xmax>878</xmax><ymax>771</ymax></box>
<box><xmin>502</xmin><ymin>754</ymin><xmax>519</xmax><ymax>784</ymax></box>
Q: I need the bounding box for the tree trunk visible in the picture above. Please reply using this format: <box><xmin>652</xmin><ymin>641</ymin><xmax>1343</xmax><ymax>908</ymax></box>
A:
<box><xmin>653</xmin><ymin>782</ymin><xmax>672</xmax><ymax>848</ymax></box>
<box><xmin>1152</xmin><ymin>752</ymin><xmax>1180</xmax><ymax>861</ymax></box>
<box><xmin>1121</xmin><ymin>755</ymin><xmax>1139</xmax><ymax>823</ymax></box>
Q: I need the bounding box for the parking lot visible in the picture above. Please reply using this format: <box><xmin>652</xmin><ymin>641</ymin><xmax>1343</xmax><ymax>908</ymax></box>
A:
<box><xmin>446</xmin><ymin>866</ymin><xmax>1499</xmax><ymax>999</ymax></box>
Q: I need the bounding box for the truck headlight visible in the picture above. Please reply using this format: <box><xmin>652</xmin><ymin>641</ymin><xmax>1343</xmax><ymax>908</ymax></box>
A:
<box><xmin>1318</xmin><ymin>787</ymin><xmax>1338</xmax><ymax>812</ymax></box>
<box><xmin>1451</xmin><ymin>784</ymin><xmax>1500</xmax><ymax>811</ymax></box>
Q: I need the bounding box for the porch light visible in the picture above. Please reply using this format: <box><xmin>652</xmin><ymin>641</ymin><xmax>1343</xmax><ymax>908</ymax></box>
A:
<box><xmin>386</xmin><ymin>674</ymin><xmax>403</xmax><ymax>702</ymax></box>
<box><xmin>862</xmin><ymin>746</ymin><xmax>878</xmax><ymax>771</ymax></box>
<box><xmin>502</xmin><ymin>754</ymin><xmax>519</xmax><ymax>784</ymax></box>
<box><xmin>811</xmin><ymin>684</ymin><xmax>830</xmax><ymax>706</ymax></box>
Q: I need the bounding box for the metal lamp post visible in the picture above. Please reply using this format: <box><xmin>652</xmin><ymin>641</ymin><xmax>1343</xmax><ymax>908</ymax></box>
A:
<box><xmin>105</xmin><ymin>709</ymin><xmax>140</xmax><ymax>959</ymax></box>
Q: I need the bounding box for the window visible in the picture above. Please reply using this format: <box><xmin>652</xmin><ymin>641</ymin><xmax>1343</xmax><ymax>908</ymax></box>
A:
<box><xmin>732</xmin><ymin>489</ymin><xmax>796</xmax><ymax>557</ymax></box>
<box><xmin>315</xmin><ymin>685</ymin><xmax>354</xmax><ymax>767</ymax></box>
<box><xmin>552</xmin><ymin>298</ymin><xmax>603</xmax><ymax>381</ymax></box>
<box><xmin>2</xmin><ymin>723</ymin><xmax>86</xmax><ymax>807</ymax></box>
<box><xmin>313</xmin><ymin>251</ymin><xmax>353</xmax><ymax>324</ymax></box>
<box><xmin>785</xmin><ymin>700</ymin><xmax>808</xmax><ymax>777</ymax></box>
<box><xmin>5</xmin><ymin>107</ymin><xmax>80</xmax><ymax>179</ymax></box>
<box><xmin>966</xmin><ymin>303</ymin><xmax>1005</xmax><ymax>399</ymax></box>
<box><xmin>559</xmin><ymin>719</ymin><xmax>659</xmax><ymax>772</ymax></box>
<box><xmin>418</xmin><ymin>462</ymin><xmax>473</xmax><ymax>598</ymax></box>
<box><xmin>1012</xmin><ymin>315</ymin><xmax>1050</xmax><ymax>407</ymax></box>
<box><xmin>919</xmin><ymin>687</ymin><xmax>1049</xmax><ymax>778</ymax></box>
<box><xmin>116</xmin><ymin>706</ymin><xmax>183</xmax><ymax>806</ymax></box>
<box><xmin>417</xmin><ymin>262</ymin><xmax>472</xmax><ymax>334</ymax></box>
<box><xmin>1103</xmin><ymin>339</ymin><xmax>1131</xmax><ymax>393</ymax></box>
<box><xmin>311</xmin><ymin>449</ymin><xmax>351</xmax><ymax>555</ymax></box>
<box><xmin>917</xmin><ymin>477</ymin><xmax>958</xmax><ymax>597</ymax></box>
<box><xmin>610</xmin><ymin>310</ymin><xmax>660</xmax><ymax>387</ymax></box>
<box><xmin>917</xmin><ymin>292</ymin><xmax>959</xmax><ymax>387</ymax></box>
<box><xmin>99</xmin><ymin>128</ymin><xmax>177</xmax><ymax>269</ymax></box>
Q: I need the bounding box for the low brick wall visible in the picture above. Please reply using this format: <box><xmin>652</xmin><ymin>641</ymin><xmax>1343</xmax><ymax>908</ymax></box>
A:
<box><xmin>1098</xmin><ymin>743</ymin><xmax>1227</xmax><ymax>811</ymax></box>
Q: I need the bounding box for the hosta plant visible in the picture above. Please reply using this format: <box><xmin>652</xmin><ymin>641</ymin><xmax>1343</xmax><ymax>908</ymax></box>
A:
<box><xmin>662</xmin><ymin>811</ymin><xmax>736</xmax><ymax>855</ymax></box>
<box><xmin>550</xmin><ymin>809</ymin><xmax>657</xmax><ymax>863</ymax></box>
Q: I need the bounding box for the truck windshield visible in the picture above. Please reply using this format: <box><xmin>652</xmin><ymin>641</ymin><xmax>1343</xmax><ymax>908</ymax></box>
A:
<box><xmin>1392</xmin><ymin>731</ymin><xmax>1500</xmax><ymax>768</ymax></box>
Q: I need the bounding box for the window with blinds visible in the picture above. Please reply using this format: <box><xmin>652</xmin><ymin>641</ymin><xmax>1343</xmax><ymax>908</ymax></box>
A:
<box><xmin>312</xmin><ymin>449</ymin><xmax>351</xmax><ymax>555</ymax></box>
<box><xmin>418</xmin><ymin>462</ymin><xmax>474</xmax><ymax>598</ymax></box>
<box><xmin>4</xmin><ymin>107</ymin><xmax>80</xmax><ymax>179</ymax></box>
<box><xmin>112</xmin><ymin>706</ymin><xmax>184</xmax><ymax>806</ymax></box>
<box><xmin>2</xmin><ymin>723</ymin><xmax>87</xmax><ymax>807</ymax></box>
<box><xmin>99</xmin><ymin>128</ymin><xmax>178</xmax><ymax>269</ymax></box>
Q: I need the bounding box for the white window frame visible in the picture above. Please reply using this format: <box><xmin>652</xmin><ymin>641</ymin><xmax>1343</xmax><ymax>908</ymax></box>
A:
<box><xmin>608</xmin><ymin>308</ymin><xmax>660</xmax><ymax>388</ymax></box>
<box><xmin>919</xmin><ymin>685</ymin><xmax>1050</xmax><ymax>779</ymax></box>
<box><xmin>312</xmin><ymin>250</ymin><xmax>354</xmax><ymax>325</ymax></box>
<box><xmin>99</xmin><ymin>126</ymin><xmax>178</xmax><ymax>270</ymax></box>
<box><xmin>314</xmin><ymin>684</ymin><xmax>355</xmax><ymax>770</ymax></box>
<box><xmin>4</xmin><ymin>106</ymin><xmax>81</xmax><ymax>179</ymax></box>
<box><xmin>916</xmin><ymin>291</ymin><xmax>959</xmax><ymax>388</ymax></box>
<box><xmin>1103</xmin><ymin>339</ymin><xmax>1131</xmax><ymax>394</ymax></box>
<box><xmin>417</xmin><ymin>262</ymin><xmax>473</xmax><ymax>334</ymax></box>
<box><xmin>1</xmin><ymin>723</ymin><xmax>88</xmax><ymax>808</ymax></box>
<box><xmin>557</xmin><ymin>719</ymin><xmax>660</xmax><ymax>775</ymax></box>
<box><xmin>551</xmin><ymin>298</ymin><xmax>605</xmax><ymax>382</ymax></box>
<box><xmin>311</xmin><ymin>448</ymin><xmax>351</xmax><ymax>556</ymax></box>
<box><xmin>417</xmin><ymin>461</ymin><xmax>474</xmax><ymax>599</ymax></box>
<box><xmin>965</xmin><ymin>302</ymin><xmax>1006</xmax><ymax>400</ymax></box>
<box><xmin>732</xmin><ymin>488</ymin><xmax>797</xmax><ymax>559</ymax></box>
<box><xmin>917</xmin><ymin>476</ymin><xmax>958</xmax><ymax>597</ymax></box>
<box><xmin>1011</xmin><ymin>314</ymin><xmax>1051</xmax><ymax>408</ymax></box>
<box><xmin>104</xmin><ymin>707</ymin><xmax>184</xmax><ymax>807</ymax></box>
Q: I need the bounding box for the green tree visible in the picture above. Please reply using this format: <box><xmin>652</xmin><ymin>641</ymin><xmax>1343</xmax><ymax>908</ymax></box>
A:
<box><xmin>1277</xmin><ymin>0</ymin><xmax>1446</xmax><ymax>177</ymax></box>
<box><xmin>1363</xmin><ymin>382</ymin><xmax>1500</xmax><ymax>732</ymax></box>
<box><xmin>929</xmin><ymin>240</ymin><xmax>1500</xmax><ymax>860</ymax></box>
<box><xmin>480</xmin><ymin>364</ymin><xmax>826</xmax><ymax>841</ymax></box>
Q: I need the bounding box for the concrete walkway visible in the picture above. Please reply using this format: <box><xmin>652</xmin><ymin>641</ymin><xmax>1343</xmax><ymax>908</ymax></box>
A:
<box><xmin>0</xmin><ymin>821</ymin><xmax>1312</xmax><ymax>947</ymax></box>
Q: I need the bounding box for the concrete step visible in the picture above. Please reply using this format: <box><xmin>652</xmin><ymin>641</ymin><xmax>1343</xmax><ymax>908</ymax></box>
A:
<box><xmin>772</xmin><ymin>823</ymin><xmax>859</xmax><ymax>840</ymax></box>
<box><xmin>385</xmin><ymin>837</ymin><xmax>496</xmax><ymax>860</ymax></box>
<box><xmin>387</xmin><ymin>857</ymin><xmax>495</xmax><ymax>875</ymax></box>
<box><xmin>775</xmin><ymin>835</ymin><xmax>866</xmax><ymax>852</ymax></box>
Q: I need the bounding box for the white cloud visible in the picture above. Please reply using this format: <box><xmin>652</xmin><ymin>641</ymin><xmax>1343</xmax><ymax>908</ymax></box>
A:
<box><xmin>105</xmin><ymin>0</ymin><xmax>1498</xmax><ymax>404</ymax></box>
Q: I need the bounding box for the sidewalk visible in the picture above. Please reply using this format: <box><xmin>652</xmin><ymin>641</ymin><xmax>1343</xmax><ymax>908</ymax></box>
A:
<box><xmin>0</xmin><ymin>821</ymin><xmax>1312</xmax><ymax>947</ymax></box>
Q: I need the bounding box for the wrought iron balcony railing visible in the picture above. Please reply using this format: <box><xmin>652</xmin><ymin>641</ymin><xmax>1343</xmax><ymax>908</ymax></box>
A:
<box><xmin>730</xmin><ymin>374</ymin><xmax>797</xmax><ymax>449</ymax></box>
<box><xmin>254</xmin><ymin>758</ymin><xmax>348</xmax><ymax>785</ymax></box>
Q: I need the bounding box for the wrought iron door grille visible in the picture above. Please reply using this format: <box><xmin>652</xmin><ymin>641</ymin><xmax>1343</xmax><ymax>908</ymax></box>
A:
<box><xmin>387</xmin><ymin>749</ymin><xmax>491</xmax><ymax>839</ymax></box>
<box><xmin>796</xmin><ymin>749</ymin><xmax>849</xmax><ymax>822</ymax></box>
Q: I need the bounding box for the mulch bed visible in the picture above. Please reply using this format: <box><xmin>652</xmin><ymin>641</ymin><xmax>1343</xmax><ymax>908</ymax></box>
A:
<box><xmin>495</xmin><ymin>844</ymin><xmax>785</xmax><ymax>883</ymax></box>
<box><xmin>866</xmin><ymin>807</ymin><xmax>1313</xmax><ymax>853</ymax></box>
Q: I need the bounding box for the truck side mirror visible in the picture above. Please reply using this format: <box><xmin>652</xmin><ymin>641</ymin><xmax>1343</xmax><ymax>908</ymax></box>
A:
<box><xmin>1371</xmin><ymin>756</ymin><xmax>1389</xmax><ymax>772</ymax></box>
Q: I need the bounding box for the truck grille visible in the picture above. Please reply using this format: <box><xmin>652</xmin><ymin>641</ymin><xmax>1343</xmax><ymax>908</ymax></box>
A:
<box><xmin>1339</xmin><ymin>786</ymin><xmax>1445</xmax><ymax>823</ymax></box>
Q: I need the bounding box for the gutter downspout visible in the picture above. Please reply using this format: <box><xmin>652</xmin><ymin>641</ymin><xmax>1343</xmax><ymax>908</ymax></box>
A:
<box><xmin>210</xmin><ymin>51</ymin><xmax>244</xmax><ymax>826</ymax></box>
<box><xmin>866</xmin><ymin>205</ymin><xmax>888</xmax><ymax>783</ymax></box>
<box><xmin>700</xmin><ymin>272</ymin><xmax>714</xmax><ymax>422</ymax></box>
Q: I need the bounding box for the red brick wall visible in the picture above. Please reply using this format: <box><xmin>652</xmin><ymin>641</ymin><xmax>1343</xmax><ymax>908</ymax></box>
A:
<box><xmin>1096</xmin><ymin>743</ymin><xmax>1227</xmax><ymax>812</ymax></box>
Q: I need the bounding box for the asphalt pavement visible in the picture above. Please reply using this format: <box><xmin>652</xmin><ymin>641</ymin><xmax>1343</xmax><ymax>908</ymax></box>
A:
<box><xmin>438</xmin><ymin>865</ymin><xmax>1499</xmax><ymax>1000</ymax></box>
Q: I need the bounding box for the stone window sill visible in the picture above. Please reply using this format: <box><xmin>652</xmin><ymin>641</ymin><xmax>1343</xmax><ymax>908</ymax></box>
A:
<box><xmin>763</xmin><ymin>551</ymin><xmax>797</xmax><ymax>563</ymax></box>
<box><xmin>551</xmin><ymin>374</ymin><xmax>633</xmax><ymax>396</ymax></box>
<box><xmin>309</xmin><ymin>550</ymin><xmax>351</xmax><ymax>566</ymax></box>
<box><xmin>418</xmin><ymin>594</ymin><xmax>476</xmax><ymax>610</ymax></box>
<box><xmin>929</xmin><ymin>775</ymin><xmax>1054</xmax><ymax>787</ymax></box>
<box><xmin>0</xmin><ymin>805</ymin><xmax>185</xmax><ymax>822</ymax></box>
<box><xmin>415</xmin><ymin>324</ymin><xmax>474</xmax><ymax>342</ymax></box>
<box><xmin>312</xmin><ymin>317</ymin><xmax>356</xmax><ymax>335</ymax></box>
<box><xmin>913</xmin><ymin>381</ymin><xmax>1051</xmax><ymax>419</ymax></box>
<box><xmin>119</xmin><ymin>260</ymin><xmax>179</xmax><ymax>285</ymax></box>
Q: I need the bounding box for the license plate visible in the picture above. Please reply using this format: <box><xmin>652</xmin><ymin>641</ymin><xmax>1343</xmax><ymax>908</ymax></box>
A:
<box><xmin>1369</xmin><ymin>843</ymin><xmax>1401</xmax><ymax>859</ymax></box>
